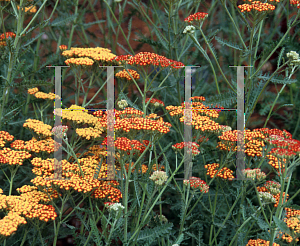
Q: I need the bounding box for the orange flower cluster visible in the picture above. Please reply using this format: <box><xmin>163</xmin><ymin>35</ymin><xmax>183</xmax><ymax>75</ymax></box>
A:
<box><xmin>59</xmin><ymin>44</ymin><xmax>68</xmax><ymax>51</ymax></box>
<box><xmin>0</xmin><ymin>32</ymin><xmax>16</xmax><ymax>46</ymax></box>
<box><xmin>23</xmin><ymin>119</ymin><xmax>52</xmax><ymax>138</ymax></box>
<box><xmin>238</xmin><ymin>1</ymin><xmax>276</xmax><ymax>12</ymax></box>
<box><xmin>277</xmin><ymin>208</ymin><xmax>300</xmax><ymax>243</ymax></box>
<box><xmin>0</xmin><ymin>131</ymin><xmax>14</xmax><ymax>148</ymax></box>
<box><xmin>183</xmin><ymin>177</ymin><xmax>209</xmax><ymax>193</ymax></box>
<box><xmin>166</xmin><ymin>99</ymin><xmax>222</xmax><ymax>134</ymax></box>
<box><xmin>65</xmin><ymin>57</ymin><xmax>94</xmax><ymax>67</ymax></box>
<box><xmin>0</xmin><ymin>148</ymin><xmax>31</xmax><ymax>166</ymax></box>
<box><xmin>30</xmin><ymin>157</ymin><xmax>122</xmax><ymax>202</ymax></box>
<box><xmin>290</xmin><ymin>0</ymin><xmax>300</xmax><ymax>8</ymax></box>
<box><xmin>17</xmin><ymin>5</ymin><xmax>37</xmax><ymax>13</ymax></box>
<box><xmin>172</xmin><ymin>141</ymin><xmax>200</xmax><ymax>157</ymax></box>
<box><xmin>184</xmin><ymin>12</ymin><xmax>208</xmax><ymax>23</ymax></box>
<box><xmin>10</xmin><ymin>137</ymin><xmax>61</xmax><ymax>154</ymax></box>
<box><xmin>94</xmin><ymin>108</ymin><xmax>171</xmax><ymax>135</ymax></box>
<box><xmin>27</xmin><ymin>87</ymin><xmax>39</xmax><ymax>94</ymax></box>
<box><xmin>273</xmin><ymin>192</ymin><xmax>289</xmax><ymax>207</ymax></box>
<box><xmin>110</xmin><ymin>54</ymin><xmax>133</xmax><ymax>65</ymax></box>
<box><xmin>246</xmin><ymin>239</ymin><xmax>280</xmax><ymax>246</ymax></box>
<box><xmin>0</xmin><ymin>187</ymin><xmax>58</xmax><ymax>236</ymax></box>
<box><xmin>204</xmin><ymin>163</ymin><xmax>235</xmax><ymax>180</ymax></box>
<box><xmin>32</xmin><ymin>91</ymin><xmax>60</xmax><ymax>100</ymax></box>
<box><xmin>115</xmin><ymin>69</ymin><xmax>140</xmax><ymax>81</ymax></box>
<box><xmin>146</xmin><ymin>113</ymin><xmax>163</xmax><ymax>122</ymax></box>
<box><xmin>101</xmin><ymin>137</ymin><xmax>149</xmax><ymax>156</ymax></box>
<box><xmin>217</xmin><ymin>129</ymin><xmax>265</xmax><ymax>157</ymax></box>
<box><xmin>145</xmin><ymin>98</ymin><xmax>165</xmax><ymax>107</ymax></box>
<box><xmin>118</xmin><ymin>52</ymin><xmax>184</xmax><ymax>69</ymax></box>
<box><xmin>285</xmin><ymin>207</ymin><xmax>300</xmax><ymax>219</ymax></box>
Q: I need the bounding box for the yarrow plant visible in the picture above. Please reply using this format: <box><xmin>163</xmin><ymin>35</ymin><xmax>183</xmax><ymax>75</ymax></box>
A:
<box><xmin>1</xmin><ymin>0</ymin><xmax>300</xmax><ymax>245</ymax></box>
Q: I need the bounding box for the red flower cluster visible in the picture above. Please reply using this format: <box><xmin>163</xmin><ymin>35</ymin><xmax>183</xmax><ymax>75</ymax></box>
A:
<box><xmin>184</xmin><ymin>12</ymin><xmax>208</xmax><ymax>23</ymax></box>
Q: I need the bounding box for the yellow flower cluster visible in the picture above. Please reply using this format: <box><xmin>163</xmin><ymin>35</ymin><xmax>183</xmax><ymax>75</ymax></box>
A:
<box><xmin>27</xmin><ymin>87</ymin><xmax>39</xmax><ymax>94</ymax></box>
<box><xmin>65</xmin><ymin>57</ymin><xmax>94</xmax><ymax>67</ymax></box>
<box><xmin>204</xmin><ymin>163</ymin><xmax>235</xmax><ymax>180</ymax></box>
<box><xmin>23</xmin><ymin>119</ymin><xmax>52</xmax><ymax>138</ymax></box>
<box><xmin>0</xmin><ymin>131</ymin><xmax>14</xmax><ymax>148</ymax></box>
<box><xmin>0</xmin><ymin>186</ymin><xmax>57</xmax><ymax>237</ymax></box>
<box><xmin>34</xmin><ymin>92</ymin><xmax>60</xmax><ymax>100</ymax></box>
<box><xmin>54</xmin><ymin>105</ymin><xmax>104</xmax><ymax>139</ymax></box>
<box><xmin>17</xmin><ymin>5</ymin><xmax>37</xmax><ymax>13</ymax></box>
<box><xmin>0</xmin><ymin>148</ymin><xmax>31</xmax><ymax>166</ymax></box>
<box><xmin>62</xmin><ymin>47</ymin><xmax>118</xmax><ymax>66</ymax></box>
<box><xmin>10</xmin><ymin>137</ymin><xmax>61</xmax><ymax>154</ymax></box>
<box><xmin>30</xmin><ymin>157</ymin><xmax>122</xmax><ymax>202</ymax></box>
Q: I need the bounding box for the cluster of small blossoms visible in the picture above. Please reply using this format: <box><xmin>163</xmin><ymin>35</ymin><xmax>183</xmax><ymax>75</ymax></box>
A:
<box><xmin>145</xmin><ymin>98</ymin><xmax>165</xmax><ymax>107</ymax></box>
<box><xmin>17</xmin><ymin>5</ymin><xmax>37</xmax><ymax>13</ymax></box>
<box><xmin>51</xmin><ymin>125</ymin><xmax>68</xmax><ymax>139</ymax></box>
<box><xmin>117</xmin><ymin>52</ymin><xmax>184</xmax><ymax>69</ymax></box>
<box><xmin>30</xmin><ymin>157</ymin><xmax>122</xmax><ymax>202</ymax></box>
<box><xmin>264</xmin><ymin>181</ymin><xmax>281</xmax><ymax>195</ymax></box>
<box><xmin>117</xmin><ymin>99</ymin><xmax>128</xmax><ymax>109</ymax></box>
<box><xmin>94</xmin><ymin>108</ymin><xmax>171</xmax><ymax>135</ymax></box>
<box><xmin>54</xmin><ymin>105</ymin><xmax>104</xmax><ymax>138</ymax></box>
<box><xmin>23</xmin><ymin>119</ymin><xmax>52</xmax><ymax>138</ymax></box>
<box><xmin>277</xmin><ymin>216</ymin><xmax>300</xmax><ymax>243</ymax></box>
<box><xmin>238</xmin><ymin>1</ymin><xmax>276</xmax><ymax>13</ymax></box>
<box><xmin>184</xmin><ymin>12</ymin><xmax>208</xmax><ymax>24</ymax></box>
<box><xmin>104</xmin><ymin>202</ymin><xmax>124</xmax><ymax>212</ymax></box>
<box><xmin>204</xmin><ymin>163</ymin><xmax>235</xmax><ymax>180</ymax></box>
<box><xmin>257</xmin><ymin>184</ymin><xmax>288</xmax><ymax>207</ymax></box>
<box><xmin>258</xmin><ymin>191</ymin><xmax>277</xmax><ymax>203</ymax></box>
<box><xmin>0</xmin><ymin>212</ymin><xmax>27</xmax><ymax>237</ymax></box>
<box><xmin>0</xmin><ymin>131</ymin><xmax>14</xmax><ymax>148</ymax></box>
<box><xmin>183</xmin><ymin>177</ymin><xmax>209</xmax><ymax>193</ymax></box>
<box><xmin>242</xmin><ymin>168</ymin><xmax>266</xmax><ymax>181</ymax></box>
<box><xmin>115</xmin><ymin>69</ymin><xmax>140</xmax><ymax>81</ymax></box>
<box><xmin>10</xmin><ymin>137</ymin><xmax>61</xmax><ymax>154</ymax></box>
<box><xmin>65</xmin><ymin>57</ymin><xmax>94</xmax><ymax>68</ymax></box>
<box><xmin>59</xmin><ymin>44</ymin><xmax>68</xmax><ymax>51</ymax></box>
<box><xmin>0</xmin><ymin>32</ymin><xmax>16</xmax><ymax>46</ymax></box>
<box><xmin>183</xmin><ymin>25</ymin><xmax>196</xmax><ymax>34</ymax></box>
<box><xmin>246</xmin><ymin>239</ymin><xmax>280</xmax><ymax>246</ymax></box>
<box><xmin>290</xmin><ymin>0</ymin><xmax>300</xmax><ymax>8</ymax></box>
<box><xmin>101</xmin><ymin>137</ymin><xmax>149</xmax><ymax>156</ymax></box>
<box><xmin>0</xmin><ymin>148</ymin><xmax>31</xmax><ymax>166</ymax></box>
<box><xmin>62</xmin><ymin>47</ymin><xmax>118</xmax><ymax>66</ymax></box>
<box><xmin>217</xmin><ymin>129</ymin><xmax>265</xmax><ymax>157</ymax></box>
<box><xmin>154</xmin><ymin>214</ymin><xmax>168</xmax><ymax>223</ymax></box>
<box><xmin>146</xmin><ymin>113</ymin><xmax>163</xmax><ymax>122</ymax></box>
<box><xmin>149</xmin><ymin>171</ymin><xmax>168</xmax><ymax>186</ymax></box>
<box><xmin>32</xmin><ymin>91</ymin><xmax>60</xmax><ymax>100</ymax></box>
<box><xmin>172</xmin><ymin>142</ymin><xmax>200</xmax><ymax>157</ymax></box>
<box><xmin>286</xmin><ymin>51</ymin><xmax>300</xmax><ymax>66</ymax></box>
<box><xmin>27</xmin><ymin>87</ymin><xmax>39</xmax><ymax>94</ymax></box>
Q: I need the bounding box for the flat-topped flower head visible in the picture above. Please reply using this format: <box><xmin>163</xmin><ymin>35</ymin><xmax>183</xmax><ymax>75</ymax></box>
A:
<box><xmin>127</xmin><ymin>52</ymin><xmax>184</xmax><ymax>70</ymax></box>
<box><xmin>115</xmin><ymin>69</ymin><xmax>140</xmax><ymax>81</ymax></box>
<box><xmin>23</xmin><ymin>119</ymin><xmax>52</xmax><ymax>138</ymax></box>
<box><xmin>246</xmin><ymin>239</ymin><xmax>280</xmax><ymax>246</ymax></box>
<box><xmin>238</xmin><ymin>1</ymin><xmax>276</xmax><ymax>13</ymax></box>
<box><xmin>184</xmin><ymin>12</ymin><xmax>208</xmax><ymax>24</ymax></box>
<box><xmin>0</xmin><ymin>131</ymin><xmax>14</xmax><ymax>148</ymax></box>
<box><xmin>65</xmin><ymin>57</ymin><xmax>94</xmax><ymax>69</ymax></box>
<box><xmin>183</xmin><ymin>177</ymin><xmax>209</xmax><ymax>193</ymax></box>
<box><xmin>149</xmin><ymin>171</ymin><xmax>168</xmax><ymax>186</ymax></box>
<box><xmin>242</xmin><ymin>168</ymin><xmax>266</xmax><ymax>181</ymax></box>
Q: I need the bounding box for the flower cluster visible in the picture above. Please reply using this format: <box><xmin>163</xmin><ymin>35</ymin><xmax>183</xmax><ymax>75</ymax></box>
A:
<box><xmin>246</xmin><ymin>239</ymin><xmax>280</xmax><ymax>246</ymax></box>
<box><xmin>172</xmin><ymin>141</ymin><xmax>200</xmax><ymax>157</ymax></box>
<box><xmin>183</xmin><ymin>177</ymin><xmax>209</xmax><ymax>193</ymax></box>
<box><xmin>104</xmin><ymin>202</ymin><xmax>124</xmax><ymax>212</ymax></box>
<box><xmin>115</xmin><ymin>69</ymin><xmax>140</xmax><ymax>81</ymax></box>
<box><xmin>27</xmin><ymin>87</ymin><xmax>39</xmax><ymax>94</ymax></box>
<box><xmin>10</xmin><ymin>137</ymin><xmax>61</xmax><ymax>154</ymax></box>
<box><xmin>242</xmin><ymin>168</ymin><xmax>266</xmax><ymax>181</ymax></box>
<box><xmin>287</xmin><ymin>50</ymin><xmax>300</xmax><ymax>65</ymax></box>
<box><xmin>17</xmin><ymin>4</ymin><xmax>37</xmax><ymax>13</ymax></box>
<box><xmin>145</xmin><ymin>98</ymin><xmax>165</xmax><ymax>107</ymax></box>
<box><xmin>217</xmin><ymin>129</ymin><xmax>266</xmax><ymax>157</ymax></box>
<box><xmin>184</xmin><ymin>12</ymin><xmax>208</xmax><ymax>24</ymax></box>
<box><xmin>264</xmin><ymin>180</ymin><xmax>281</xmax><ymax>195</ymax></box>
<box><xmin>204</xmin><ymin>163</ymin><xmax>235</xmax><ymax>180</ymax></box>
<box><xmin>238</xmin><ymin>1</ymin><xmax>276</xmax><ymax>13</ymax></box>
<box><xmin>290</xmin><ymin>0</ymin><xmax>300</xmax><ymax>8</ymax></box>
<box><xmin>258</xmin><ymin>191</ymin><xmax>276</xmax><ymax>203</ymax></box>
<box><xmin>30</xmin><ymin>157</ymin><xmax>122</xmax><ymax>202</ymax></box>
<box><xmin>0</xmin><ymin>131</ymin><xmax>14</xmax><ymax>148</ymax></box>
<box><xmin>117</xmin><ymin>99</ymin><xmax>128</xmax><ymax>109</ymax></box>
<box><xmin>0</xmin><ymin>32</ymin><xmax>16</xmax><ymax>46</ymax></box>
<box><xmin>23</xmin><ymin>119</ymin><xmax>52</xmax><ymax>138</ymax></box>
<box><xmin>149</xmin><ymin>171</ymin><xmax>168</xmax><ymax>186</ymax></box>
<box><xmin>0</xmin><ymin>148</ymin><xmax>31</xmax><ymax>166</ymax></box>
<box><xmin>183</xmin><ymin>25</ymin><xmax>196</xmax><ymax>34</ymax></box>
<box><xmin>118</xmin><ymin>52</ymin><xmax>184</xmax><ymax>69</ymax></box>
